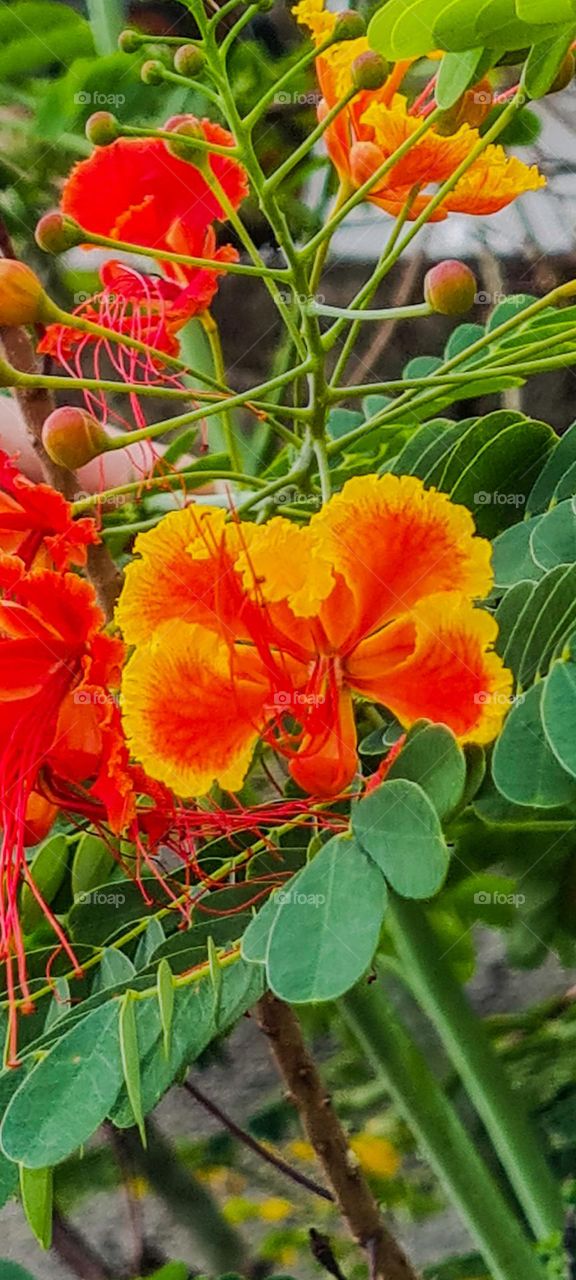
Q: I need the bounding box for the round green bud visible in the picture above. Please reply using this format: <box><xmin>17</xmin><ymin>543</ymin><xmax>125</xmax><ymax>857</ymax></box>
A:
<box><xmin>424</xmin><ymin>260</ymin><xmax>478</xmax><ymax>316</ymax></box>
<box><xmin>35</xmin><ymin>213</ymin><xmax>82</xmax><ymax>255</ymax></box>
<box><xmin>141</xmin><ymin>59</ymin><xmax>165</xmax><ymax>85</ymax></box>
<box><xmin>118</xmin><ymin>28</ymin><xmax>141</xmax><ymax>54</ymax></box>
<box><xmin>333</xmin><ymin>10</ymin><xmax>366</xmax><ymax>41</ymax></box>
<box><xmin>42</xmin><ymin>407</ymin><xmax>109</xmax><ymax>470</ymax></box>
<box><xmin>174</xmin><ymin>43</ymin><xmax>205</xmax><ymax>77</ymax></box>
<box><xmin>164</xmin><ymin>118</ymin><xmax>208</xmax><ymax>165</ymax></box>
<box><xmin>351</xmin><ymin>50</ymin><xmax>389</xmax><ymax>92</ymax></box>
<box><xmin>85</xmin><ymin>111</ymin><xmax>120</xmax><ymax>146</ymax></box>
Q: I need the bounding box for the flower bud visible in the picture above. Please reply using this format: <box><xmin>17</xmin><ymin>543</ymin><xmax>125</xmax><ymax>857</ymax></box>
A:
<box><xmin>0</xmin><ymin>261</ymin><xmax>51</xmax><ymax>326</ymax></box>
<box><xmin>424</xmin><ymin>260</ymin><xmax>478</xmax><ymax>316</ymax></box>
<box><xmin>333</xmin><ymin>10</ymin><xmax>366</xmax><ymax>41</ymax></box>
<box><xmin>141</xmin><ymin>59</ymin><xmax>166</xmax><ymax>85</ymax></box>
<box><xmin>164</xmin><ymin>117</ymin><xmax>208</xmax><ymax>165</ymax></box>
<box><xmin>351</xmin><ymin>51</ymin><xmax>389</xmax><ymax>91</ymax></box>
<box><xmin>85</xmin><ymin>112</ymin><xmax>120</xmax><ymax>146</ymax></box>
<box><xmin>547</xmin><ymin>52</ymin><xmax>575</xmax><ymax>95</ymax></box>
<box><xmin>118</xmin><ymin>28</ymin><xmax>141</xmax><ymax>54</ymax></box>
<box><xmin>42</xmin><ymin>407</ymin><xmax>109</xmax><ymax>470</ymax></box>
<box><xmin>349</xmin><ymin>140</ymin><xmax>384</xmax><ymax>187</ymax></box>
<box><xmin>35</xmin><ymin>212</ymin><xmax>82</xmax><ymax>255</ymax></box>
<box><xmin>174</xmin><ymin>43</ymin><xmax>205</xmax><ymax>77</ymax></box>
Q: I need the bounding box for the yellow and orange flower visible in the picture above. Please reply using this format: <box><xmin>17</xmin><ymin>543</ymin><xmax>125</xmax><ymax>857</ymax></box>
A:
<box><xmin>294</xmin><ymin>0</ymin><xmax>544</xmax><ymax>220</ymax></box>
<box><xmin>118</xmin><ymin>475</ymin><xmax>512</xmax><ymax>800</ymax></box>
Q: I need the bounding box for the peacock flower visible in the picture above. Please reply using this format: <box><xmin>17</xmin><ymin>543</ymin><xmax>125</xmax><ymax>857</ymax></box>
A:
<box><xmin>117</xmin><ymin>475</ymin><xmax>512</xmax><ymax>801</ymax></box>
<box><xmin>38</xmin><ymin>259</ymin><xmax>230</xmax><ymax>432</ymax></box>
<box><xmin>294</xmin><ymin>0</ymin><xmax>544</xmax><ymax>220</ymax></box>
<box><xmin>59</xmin><ymin>115</ymin><xmax>249</xmax><ymax>284</ymax></box>
<box><xmin>0</xmin><ymin>559</ymin><xmax>130</xmax><ymax>1059</ymax></box>
<box><xmin>0</xmin><ymin>449</ymin><xmax>98</xmax><ymax>570</ymax></box>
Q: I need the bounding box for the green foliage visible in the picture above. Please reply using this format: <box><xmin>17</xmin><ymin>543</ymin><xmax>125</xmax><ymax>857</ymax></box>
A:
<box><xmin>19</xmin><ymin>1166</ymin><xmax>53</xmax><ymax>1250</ymax></box>
<box><xmin>352</xmin><ymin>779</ymin><xmax>451</xmax><ymax>897</ymax></box>
<box><xmin>368</xmin><ymin>0</ymin><xmax>575</xmax><ymax>59</ymax></box>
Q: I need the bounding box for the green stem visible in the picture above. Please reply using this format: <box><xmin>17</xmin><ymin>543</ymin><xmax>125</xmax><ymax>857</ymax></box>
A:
<box><xmin>388</xmin><ymin>897</ymin><xmax>563</xmax><ymax>1241</ymax></box>
<box><xmin>201</xmin><ymin>311</ymin><xmax>241</xmax><ymax>470</ymax></box>
<box><xmin>243</xmin><ymin>34</ymin><xmax>338</xmax><ymax>132</ymax></box>
<box><xmin>122</xmin><ymin>125</ymin><xmax>240</xmax><ymax>158</ymax></box>
<box><xmin>86</xmin><ymin>0</ymin><xmax>122</xmax><ymax>54</ymax></box>
<box><xmin>72</xmin><ymin>469</ymin><xmax>261</xmax><ymax>513</ymax></box>
<box><xmin>314</xmin><ymin>436</ymin><xmax>332</xmax><ymax>502</ymax></box>
<box><xmin>76</xmin><ymin>225</ymin><xmax>289</xmax><ymax>280</ymax></box>
<box><xmin>341</xmin><ymin>980</ymin><xmax>548</xmax><ymax>1280</ymax></box>
<box><xmin>265</xmin><ymin>87</ymin><xmax>358</xmax><ymax>194</ymax></box>
<box><xmin>314</xmin><ymin>301</ymin><xmax>431</xmax><ymax>324</ymax></box>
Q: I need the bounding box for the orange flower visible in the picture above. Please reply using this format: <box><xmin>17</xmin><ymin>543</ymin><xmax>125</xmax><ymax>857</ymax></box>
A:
<box><xmin>0</xmin><ymin>449</ymin><xmax>98</xmax><ymax>570</ymax></box>
<box><xmin>118</xmin><ymin>475</ymin><xmax>511</xmax><ymax>800</ymax></box>
<box><xmin>60</xmin><ymin>116</ymin><xmax>248</xmax><ymax>284</ymax></box>
<box><xmin>294</xmin><ymin>0</ymin><xmax>544</xmax><ymax>219</ymax></box>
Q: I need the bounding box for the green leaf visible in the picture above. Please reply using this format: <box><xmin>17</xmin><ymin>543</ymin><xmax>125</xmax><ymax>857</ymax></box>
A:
<box><xmin>0</xmin><ymin>1264</ymin><xmax>39</xmax><ymax>1280</ymax></box>
<box><xmin>71</xmin><ymin>833</ymin><xmax>115</xmax><ymax>900</ymax></box>
<box><xmin>517</xmin><ymin>0</ymin><xmax>576</xmax><ymax>23</ymax></box>
<box><xmin>265</xmin><ymin>836</ymin><xmax>387</xmax><ymax>1003</ymax></box>
<box><xmin>0</xmin><ymin>1001</ymin><xmax>124</xmax><ymax>1167</ymax></box>
<box><xmin>44</xmin><ymin>977</ymin><xmax>72</xmax><ymax>1031</ymax></box>
<box><xmin>119</xmin><ymin>993</ymin><xmax>146</xmax><ymax>1144</ymax></box>
<box><xmin>19</xmin><ymin>1165</ymin><xmax>53</xmax><ymax>1250</ymax></box>
<box><xmin>541</xmin><ymin>651</ymin><xmax>576</xmax><ymax>779</ymax></box>
<box><xmin>134</xmin><ymin>918</ymin><xmax>166</xmax><ymax>968</ymax></box>
<box><xmin>491</xmin><ymin>516</ymin><xmax>545</xmax><ymax>589</ymax></box>
<box><xmin>523</xmin><ymin>28</ymin><xmax>574</xmax><ymax>96</ymax></box>
<box><xmin>157</xmin><ymin>959</ymin><xmax>175</xmax><ymax>1058</ymax></box>
<box><xmin>93</xmin><ymin>948</ymin><xmax>136</xmax><ymax>993</ymax></box>
<box><xmin>435</xmin><ymin>47</ymin><xmax>487</xmax><ymax>107</ymax></box>
<box><xmin>526</xmin><ymin>420</ymin><xmax>576</xmax><ymax>515</ymax></box>
<box><xmin>146</xmin><ymin>912</ymin><xmax>252</xmax><ymax>975</ymax></box>
<box><xmin>386</xmin><ymin>722</ymin><xmax>467</xmax><ymax>820</ymax></box>
<box><xmin>509</xmin><ymin>563</ymin><xmax>576</xmax><ymax>686</ymax></box>
<box><xmin>492</xmin><ymin>683</ymin><xmax>576</xmax><ymax>808</ymax></box>
<box><xmin>529</xmin><ymin>498</ymin><xmax>576</xmax><ymax>570</ymax></box>
<box><xmin>241</xmin><ymin>892</ymin><xmax>282</xmax><ymax>965</ymax></box>
<box><xmin>20</xmin><ymin>835</ymin><xmax>69</xmax><ymax>935</ymax></box>
<box><xmin>352</xmin><ymin>779</ymin><xmax>450</xmax><ymax>898</ymax></box>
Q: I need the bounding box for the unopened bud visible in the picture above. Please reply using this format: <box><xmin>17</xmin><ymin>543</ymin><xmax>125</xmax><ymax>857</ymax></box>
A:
<box><xmin>0</xmin><ymin>261</ymin><xmax>53</xmax><ymax>326</ymax></box>
<box><xmin>424</xmin><ymin>260</ymin><xmax>477</xmax><ymax>316</ymax></box>
<box><xmin>174</xmin><ymin>44</ymin><xmax>205</xmax><ymax>77</ymax></box>
<box><xmin>547</xmin><ymin>52</ymin><xmax>575</xmax><ymax>95</ymax></box>
<box><xmin>351</xmin><ymin>50</ymin><xmax>389</xmax><ymax>91</ymax></box>
<box><xmin>141</xmin><ymin>59</ymin><xmax>165</xmax><ymax>85</ymax></box>
<box><xmin>118</xmin><ymin>28</ymin><xmax>142</xmax><ymax>54</ymax></box>
<box><xmin>42</xmin><ymin>407</ymin><xmax>109</xmax><ymax>470</ymax></box>
<box><xmin>349</xmin><ymin>140</ymin><xmax>384</xmax><ymax>187</ymax></box>
<box><xmin>35</xmin><ymin>212</ymin><xmax>82</xmax><ymax>255</ymax></box>
<box><xmin>85</xmin><ymin>111</ymin><xmax>120</xmax><ymax>146</ymax></box>
<box><xmin>333</xmin><ymin>10</ymin><xmax>366</xmax><ymax>41</ymax></box>
<box><xmin>164</xmin><ymin>117</ymin><xmax>208</xmax><ymax>165</ymax></box>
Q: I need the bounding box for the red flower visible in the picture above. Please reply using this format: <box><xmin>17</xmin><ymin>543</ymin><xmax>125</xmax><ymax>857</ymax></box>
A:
<box><xmin>0</xmin><ymin>450</ymin><xmax>98</xmax><ymax>570</ymax></box>
<box><xmin>60</xmin><ymin>116</ymin><xmax>248</xmax><ymax>284</ymax></box>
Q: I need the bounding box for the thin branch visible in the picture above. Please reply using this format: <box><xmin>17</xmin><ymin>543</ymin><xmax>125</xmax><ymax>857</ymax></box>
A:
<box><xmin>183</xmin><ymin>1076</ymin><xmax>335</xmax><ymax>1203</ymax></box>
<box><xmin>256</xmin><ymin>992</ymin><xmax>418</xmax><ymax>1280</ymax></box>
<box><xmin>0</xmin><ymin>217</ymin><xmax>122</xmax><ymax>617</ymax></box>
<box><xmin>52</xmin><ymin>1211</ymin><xmax>115</xmax><ymax>1280</ymax></box>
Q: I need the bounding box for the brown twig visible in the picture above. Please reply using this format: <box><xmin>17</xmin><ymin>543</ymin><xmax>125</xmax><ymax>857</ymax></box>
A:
<box><xmin>183</xmin><ymin>1075</ymin><xmax>335</xmax><ymax>1202</ymax></box>
<box><xmin>0</xmin><ymin>217</ymin><xmax>122</xmax><ymax>617</ymax></box>
<box><xmin>257</xmin><ymin>992</ymin><xmax>418</xmax><ymax>1280</ymax></box>
<box><xmin>310</xmin><ymin>1227</ymin><xmax>348</xmax><ymax>1280</ymax></box>
<box><xmin>52</xmin><ymin>1210</ymin><xmax>115</xmax><ymax>1280</ymax></box>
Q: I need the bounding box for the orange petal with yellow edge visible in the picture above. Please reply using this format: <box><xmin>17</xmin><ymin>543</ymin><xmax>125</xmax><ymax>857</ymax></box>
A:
<box><xmin>121</xmin><ymin>620</ymin><xmax>271</xmax><ymax>796</ymax></box>
<box><xmin>346</xmin><ymin>592</ymin><xmax>512</xmax><ymax>744</ymax></box>
<box><xmin>312</xmin><ymin>474</ymin><xmax>493</xmax><ymax>649</ymax></box>
<box><xmin>116</xmin><ymin>505</ymin><xmax>229</xmax><ymax>646</ymax></box>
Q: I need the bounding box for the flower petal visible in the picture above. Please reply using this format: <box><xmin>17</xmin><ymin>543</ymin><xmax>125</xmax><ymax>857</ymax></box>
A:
<box><xmin>121</xmin><ymin>621</ymin><xmax>270</xmax><ymax>796</ymax></box>
<box><xmin>312</xmin><ymin>474</ymin><xmax>493</xmax><ymax>647</ymax></box>
<box><xmin>289</xmin><ymin>686</ymin><xmax>358</xmax><ymax>796</ymax></box>
<box><xmin>346</xmin><ymin>592</ymin><xmax>512</xmax><ymax>743</ymax></box>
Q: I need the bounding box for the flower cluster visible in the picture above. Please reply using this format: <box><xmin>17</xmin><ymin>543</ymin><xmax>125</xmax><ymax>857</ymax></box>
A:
<box><xmin>117</xmin><ymin>474</ymin><xmax>511</xmax><ymax>799</ymax></box>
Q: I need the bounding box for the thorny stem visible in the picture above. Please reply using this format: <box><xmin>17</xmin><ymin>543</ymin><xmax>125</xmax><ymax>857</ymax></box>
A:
<box><xmin>256</xmin><ymin>991</ymin><xmax>420</xmax><ymax>1280</ymax></box>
